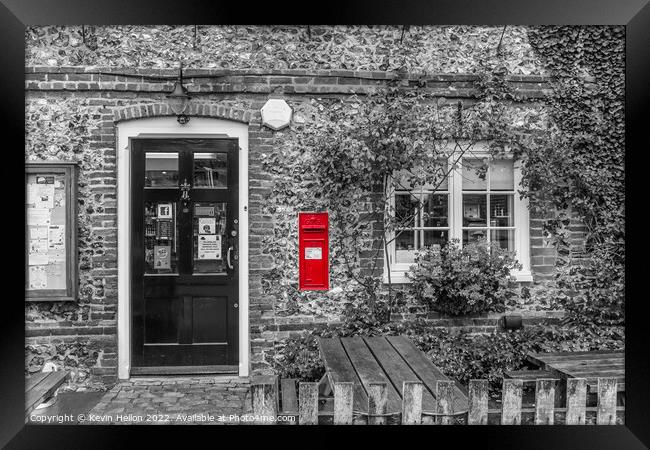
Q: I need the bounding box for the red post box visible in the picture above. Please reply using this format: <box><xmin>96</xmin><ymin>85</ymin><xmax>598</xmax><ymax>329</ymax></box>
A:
<box><xmin>298</xmin><ymin>212</ymin><xmax>329</xmax><ymax>291</ymax></box>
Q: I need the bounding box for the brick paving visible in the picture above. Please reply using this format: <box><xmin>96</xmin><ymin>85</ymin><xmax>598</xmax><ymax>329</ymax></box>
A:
<box><xmin>84</xmin><ymin>376</ymin><xmax>252</xmax><ymax>425</ymax></box>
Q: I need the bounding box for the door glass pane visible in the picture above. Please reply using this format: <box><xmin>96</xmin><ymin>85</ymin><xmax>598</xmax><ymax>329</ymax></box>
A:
<box><xmin>491</xmin><ymin>229</ymin><xmax>515</xmax><ymax>252</ymax></box>
<box><xmin>463</xmin><ymin>228</ymin><xmax>487</xmax><ymax>244</ymax></box>
<box><xmin>422</xmin><ymin>193</ymin><xmax>448</xmax><ymax>227</ymax></box>
<box><xmin>395</xmin><ymin>229</ymin><xmax>416</xmax><ymax>264</ymax></box>
<box><xmin>194</xmin><ymin>153</ymin><xmax>228</xmax><ymax>188</ymax></box>
<box><xmin>145</xmin><ymin>152</ymin><xmax>179</xmax><ymax>187</ymax></box>
<box><xmin>193</xmin><ymin>202</ymin><xmax>228</xmax><ymax>274</ymax></box>
<box><xmin>490</xmin><ymin>194</ymin><xmax>514</xmax><ymax>227</ymax></box>
<box><xmin>463</xmin><ymin>194</ymin><xmax>487</xmax><ymax>226</ymax></box>
<box><xmin>490</xmin><ymin>160</ymin><xmax>514</xmax><ymax>190</ymax></box>
<box><xmin>462</xmin><ymin>159</ymin><xmax>487</xmax><ymax>190</ymax></box>
<box><xmin>144</xmin><ymin>201</ymin><xmax>178</xmax><ymax>274</ymax></box>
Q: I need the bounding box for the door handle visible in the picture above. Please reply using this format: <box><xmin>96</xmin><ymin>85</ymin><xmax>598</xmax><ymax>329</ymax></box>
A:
<box><xmin>227</xmin><ymin>246</ymin><xmax>234</xmax><ymax>270</ymax></box>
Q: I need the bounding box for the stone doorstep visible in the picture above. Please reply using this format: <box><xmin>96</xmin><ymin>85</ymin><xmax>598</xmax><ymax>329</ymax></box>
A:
<box><xmin>128</xmin><ymin>375</ymin><xmax>249</xmax><ymax>385</ymax></box>
<box><xmin>87</xmin><ymin>374</ymin><xmax>253</xmax><ymax>423</ymax></box>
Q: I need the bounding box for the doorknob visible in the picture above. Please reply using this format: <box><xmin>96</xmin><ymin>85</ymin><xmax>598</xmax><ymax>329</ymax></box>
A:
<box><xmin>227</xmin><ymin>246</ymin><xmax>234</xmax><ymax>270</ymax></box>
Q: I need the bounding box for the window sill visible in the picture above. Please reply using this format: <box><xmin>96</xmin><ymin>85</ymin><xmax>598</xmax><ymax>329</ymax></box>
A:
<box><xmin>384</xmin><ymin>270</ymin><xmax>533</xmax><ymax>284</ymax></box>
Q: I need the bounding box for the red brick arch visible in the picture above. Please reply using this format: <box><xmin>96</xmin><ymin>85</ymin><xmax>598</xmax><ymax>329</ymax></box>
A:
<box><xmin>113</xmin><ymin>102</ymin><xmax>258</xmax><ymax>124</ymax></box>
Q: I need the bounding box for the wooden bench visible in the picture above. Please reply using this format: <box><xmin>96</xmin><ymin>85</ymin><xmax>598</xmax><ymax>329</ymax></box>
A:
<box><xmin>526</xmin><ymin>350</ymin><xmax>625</xmax><ymax>393</ymax></box>
<box><xmin>318</xmin><ymin>335</ymin><xmax>468</xmax><ymax>416</ymax></box>
<box><xmin>26</xmin><ymin>370</ymin><xmax>70</xmax><ymax>416</ymax></box>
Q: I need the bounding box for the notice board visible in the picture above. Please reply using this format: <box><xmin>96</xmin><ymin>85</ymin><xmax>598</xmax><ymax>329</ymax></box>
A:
<box><xmin>25</xmin><ymin>162</ymin><xmax>78</xmax><ymax>301</ymax></box>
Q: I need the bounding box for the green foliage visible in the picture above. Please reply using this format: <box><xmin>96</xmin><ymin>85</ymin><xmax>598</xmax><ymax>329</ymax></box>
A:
<box><xmin>408</xmin><ymin>239</ymin><xmax>521</xmax><ymax>315</ymax></box>
<box><xmin>417</xmin><ymin>324</ymin><xmax>624</xmax><ymax>389</ymax></box>
<box><xmin>272</xmin><ymin>333</ymin><xmax>325</xmax><ymax>382</ymax></box>
<box><xmin>523</xmin><ymin>26</ymin><xmax>625</xmax><ymax>326</ymax></box>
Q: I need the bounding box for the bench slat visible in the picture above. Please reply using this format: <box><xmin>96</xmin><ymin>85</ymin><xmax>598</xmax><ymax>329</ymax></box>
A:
<box><xmin>318</xmin><ymin>338</ymin><xmax>368</xmax><ymax>413</ymax></box>
<box><xmin>564</xmin><ymin>369</ymin><xmax>624</xmax><ymax>378</ymax></box>
<box><xmin>552</xmin><ymin>362</ymin><xmax>624</xmax><ymax>373</ymax></box>
<box><xmin>25</xmin><ymin>371</ymin><xmax>69</xmax><ymax>415</ymax></box>
<box><xmin>528</xmin><ymin>351</ymin><xmax>623</xmax><ymax>367</ymax></box>
<box><xmin>363</xmin><ymin>336</ymin><xmax>437</xmax><ymax>412</ymax></box>
<box><xmin>340</xmin><ymin>337</ymin><xmax>403</xmax><ymax>414</ymax></box>
<box><xmin>387</xmin><ymin>336</ymin><xmax>468</xmax><ymax>412</ymax></box>
<box><xmin>503</xmin><ymin>370</ymin><xmax>554</xmax><ymax>381</ymax></box>
<box><xmin>26</xmin><ymin>372</ymin><xmax>49</xmax><ymax>392</ymax></box>
<box><xmin>530</xmin><ymin>350</ymin><xmax>622</xmax><ymax>358</ymax></box>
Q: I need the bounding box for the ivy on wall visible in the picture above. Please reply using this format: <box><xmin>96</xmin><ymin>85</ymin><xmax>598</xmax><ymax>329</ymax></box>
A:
<box><xmin>523</xmin><ymin>26</ymin><xmax>625</xmax><ymax>327</ymax></box>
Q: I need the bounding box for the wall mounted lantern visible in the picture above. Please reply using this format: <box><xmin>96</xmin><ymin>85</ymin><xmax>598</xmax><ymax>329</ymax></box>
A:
<box><xmin>167</xmin><ymin>63</ymin><xmax>191</xmax><ymax>124</ymax></box>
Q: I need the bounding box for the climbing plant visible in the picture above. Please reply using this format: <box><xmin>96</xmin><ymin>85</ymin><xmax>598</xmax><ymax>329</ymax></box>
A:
<box><xmin>523</xmin><ymin>26</ymin><xmax>625</xmax><ymax>327</ymax></box>
<box><xmin>281</xmin><ymin>68</ymin><xmax>526</xmax><ymax>322</ymax></box>
<box><xmin>263</xmin><ymin>26</ymin><xmax>625</xmax><ymax>328</ymax></box>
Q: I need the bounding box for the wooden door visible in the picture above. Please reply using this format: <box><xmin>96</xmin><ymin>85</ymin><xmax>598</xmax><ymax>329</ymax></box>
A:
<box><xmin>131</xmin><ymin>138</ymin><xmax>239</xmax><ymax>373</ymax></box>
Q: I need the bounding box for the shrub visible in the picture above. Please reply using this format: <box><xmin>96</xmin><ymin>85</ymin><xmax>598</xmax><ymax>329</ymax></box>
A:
<box><xmin>271</xmin><ymin>332</ymin><xmax>325</xmax><ymax>382</ymax></box>
<box><xmin>409</xmin><ymin>323</ymin><xmax>624</xmax><ymax>390</ymax></box>
<box><xmin>407</xmin><ymin>239</ymin><xmax>522</xmax><ymax>315</ymax></box>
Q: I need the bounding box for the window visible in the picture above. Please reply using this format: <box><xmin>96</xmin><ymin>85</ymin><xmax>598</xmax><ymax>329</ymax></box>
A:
<box><xmin>386</xmin><ymin>147</ymin><xmax>531</xmax><ymax>283</ymax></box>
<box><xmin>462</xmin><ymin>158</ymin><xmax>515</xmax><ymax>251</ymax></box>
<box><xmin>393</xmin><ymin>166</ymin><xmax>449</xmax><ymax>265</ymax></box>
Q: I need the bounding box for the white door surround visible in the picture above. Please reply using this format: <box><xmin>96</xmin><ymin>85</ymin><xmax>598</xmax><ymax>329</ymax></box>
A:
<box><xmin>116</xmin><ymin>117</ymin><xmax>250</xmax><ymax>379</ymax></box>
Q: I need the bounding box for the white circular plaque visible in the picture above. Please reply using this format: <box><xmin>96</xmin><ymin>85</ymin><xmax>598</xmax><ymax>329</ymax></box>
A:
<box><xmin>261</xmin><ymin>99</ymin><xmax>292</xmax><ymax>130</ymax></box>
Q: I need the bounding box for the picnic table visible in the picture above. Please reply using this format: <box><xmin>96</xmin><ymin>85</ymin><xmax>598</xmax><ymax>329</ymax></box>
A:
<box><xmin>526</xmin><ymin>350</ymin><xmax>625</xmax><ymax>393</ymax></box>
<box><xmin>318</xmin><ymin>336</ymin><xmax>468</xmax><ymax>415</ymax></box>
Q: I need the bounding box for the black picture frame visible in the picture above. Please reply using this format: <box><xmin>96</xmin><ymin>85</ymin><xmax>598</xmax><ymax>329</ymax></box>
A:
<box><xmin>2</xmin><ymin>1</ymin><xmax>648</xmax><ymax>448</ymax></box>
<box><xmin>25</xmin><ymin>161</ymin><xmax>78</xmax><ymax>302</ymax></box>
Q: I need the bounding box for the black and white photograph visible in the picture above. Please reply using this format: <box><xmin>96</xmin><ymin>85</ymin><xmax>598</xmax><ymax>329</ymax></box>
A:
<box><xmin>7</xmin><ymin>8</ymin><xmax>645</xmax><ymax>442</ymax></box>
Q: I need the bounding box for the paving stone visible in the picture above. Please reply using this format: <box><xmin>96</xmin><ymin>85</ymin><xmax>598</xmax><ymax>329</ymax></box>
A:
<box><xmin>86</xmin><ymin>377</ymin><xmax>251</xmax><ymax>424</ymax></box>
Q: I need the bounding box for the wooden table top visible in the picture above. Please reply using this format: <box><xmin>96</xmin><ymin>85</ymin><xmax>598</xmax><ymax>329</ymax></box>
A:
<box><xmin>526</xmin><ymin>350</ymin><xmax>624</xmax><ymax>392</ymax></box>
<box><xmin>318</xmin><ymin>335</ymin><xmax>468</xmax><ymax>414</ymax></box>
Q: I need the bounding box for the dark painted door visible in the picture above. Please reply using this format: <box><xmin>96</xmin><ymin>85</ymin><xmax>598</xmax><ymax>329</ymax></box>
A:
<box><xmin>131</xmin><ymin>138</ymin><xmax>239</xmax><ymax>371</ymax></box>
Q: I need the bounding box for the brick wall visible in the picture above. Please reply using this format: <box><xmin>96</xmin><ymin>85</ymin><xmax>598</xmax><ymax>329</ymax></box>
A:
<box><xmin>25</xmin><ymin>25</ymin><xmax>570</xmax><ymax>385</ymax></box>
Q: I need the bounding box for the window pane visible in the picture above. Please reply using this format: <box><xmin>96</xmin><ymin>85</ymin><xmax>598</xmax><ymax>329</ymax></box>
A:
<box><xmin>394</xmin><ymin>160</ymin><xmax>449</xmax><ymax>191</ymax></box>
<box><xmin>463</xmin><ymin>194</ymin><xmax>487</xmax><ymax>226</ymax></box>
<box><xmin>422</xmin><ymin>193</ymin><xmax>448</xmax><ymax>227</ymax></box>
<box><xmin>463</xmin><ymin>228</ymin><xmax>487</xmax><ymax>244</ymax></box>
<box><xmin>144</xmin><ymin>201</ymin><xmax>178</xmax><ymax>274</ymax></box>
<box><xmin>395</xmin><ymin>194</ymin><xmax>418</xmax><ymax>227</ymax></box>
<box><xmin>193</xmin><ymin>152</ymin><xmax>228</xmax><ymax>188</ymax></box>
<box><xmin>489</xmin><ymin>194</ymin><xmax>514</xmax><ymax>227</ymax></box>
<box><xmin>395</xmin><ymin>230</ymin><xmax>416</xmax><ymax>264</ymax></box>
<box><xmin>393</xmin><ymin>170</ymin><xmax>414</xmax><ymax>191</ymax></box>
<box><xmin>462</xmin><ymin>159</ymin><xmax>487</xmax><ymax>190</ymax></box>
<box><xmin>490</xmin><ymin>159</ymin><xmax>514</xmax><ymax>190</ymax></box>
<box><xmin>423</xmin><ymin>230</ymin><xmax>449</xmax><ymax>250</ymax></box>
<box><xmin>491</xmin><ymin>229</ymin><xmax>515</xmax><ymax>252</ymax></box>
<box><xmin>145</xmin><ymin>152</ymin><xmax>178</xmax><ymax>187</ymax></box>
<box><xmin>422</xmin><ymin>161</ymin><xmax>449</xmax><ymax>191</ymax></box>
<box><xmin>193</xmin><ymin>202</ymin><xmax>228</xmax><ymax>274</ymax></box>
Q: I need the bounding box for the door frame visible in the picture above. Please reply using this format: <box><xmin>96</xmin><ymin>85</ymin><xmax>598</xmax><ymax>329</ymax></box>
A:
<box><xmin>116</xmin><ymin>117</ymin><xmax>249</xmax><ymax>379</ymax></box>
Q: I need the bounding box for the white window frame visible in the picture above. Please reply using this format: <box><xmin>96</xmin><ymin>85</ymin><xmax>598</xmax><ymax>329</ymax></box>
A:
<box><xmin>384</xmin><ymin>146</ymin><xmax>532</xmax><ymax>283</ymax></box>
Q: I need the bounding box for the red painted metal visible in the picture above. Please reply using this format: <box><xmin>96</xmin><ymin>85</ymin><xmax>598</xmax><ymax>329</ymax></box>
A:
<box><xmin>298</xmin><ymin>212</ymin><xmax>329</xmax><ymax>291</ymax></box>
